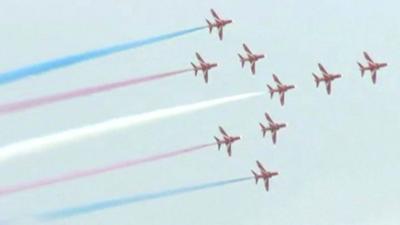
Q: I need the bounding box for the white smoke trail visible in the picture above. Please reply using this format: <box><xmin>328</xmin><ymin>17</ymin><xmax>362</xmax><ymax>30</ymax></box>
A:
<box><xmin>0</xmin><ymin>92</ymin><xmax>263</xmax><ymax>163</ymax></box>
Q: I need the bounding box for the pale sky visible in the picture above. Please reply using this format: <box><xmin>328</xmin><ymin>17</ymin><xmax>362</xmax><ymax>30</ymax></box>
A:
<box><xmin>0</xmin><ymin>1</ymin><xmax>399</xmax><ymax>225</ymax></box>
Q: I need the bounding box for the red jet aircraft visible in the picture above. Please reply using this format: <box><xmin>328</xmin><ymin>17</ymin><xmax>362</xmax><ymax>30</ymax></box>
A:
<box><xmin>259</xmin><ymin>112</ymin><xmax>287</xmax><ymax>145</ymax></box>
<box><xmin>312</xmin><ymin>63</ymin><xmax>342</xmax><ymax>95</ymax></box>
<box><xmin>357</xmin><ymin>52</ymin><xmax>387</xmax><ymax>84</ymax></box>
<box><xmin>206</xmin><ymin>9</ymin><xmax>232</xmax><ymax>40</ymax></box>
<box><xmin>214</xmin><ymin>126</ymin><xmax>241</xmax><ymax>157</ymax></box>
<box><xmin>267</xmin><ymin>74</ymin><xmax>295</xmax><ymax>106</ymax></box>
<box><xmin>251</xmin><ymin>161</ymin><xmax>278</xmax><ymax>191</ymax></box>
<box><xmin>238</xmin><ymin>43</ymin><xmax>265</xmax><ymax>75</ymax></box>
<box><xmin>191</xmin><ymin>52</ymin><xmax>218</xmax><ymax>83</ymax></box>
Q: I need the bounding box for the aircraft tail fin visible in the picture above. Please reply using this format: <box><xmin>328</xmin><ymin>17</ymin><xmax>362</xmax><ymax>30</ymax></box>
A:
<box><xmin>312</xmin><ymin>73</ymin><xmax>320</xmax><ymax>87</ymax></box>
<box><xmin>214</xmin><ymin>136</ymin><xmax>221</xmax><ymax>150</ymax></box>
<box><xmin>357</xmin><ymin>62</ymin><xmax>366</xmax><ymax>77</ymax></box>
<box><xmin>191</xmin><ymin>63</ymin><xmax>198</xmax><ymax>76</ymax></box>
<box><xmin>238</xmin><ymin>54</ymin><xmax>245</xmax><ymax>67</ymax></box>
<box><xmin>267</xmin><ymin>85</ymin><xmax>274</xmax><ymax>98</ymax></box>
<box><xmin>259</xmin><ymin>123</ymin><xmax>267</xmax><ymax>137</ymax></box>
<box><xmin>206</xmin><ymin>19</ymin><xmax>213</xmax><ymax>33</ymax></box>
<box><xmin>251</xmin><ymin>170</ymin><xmax>259</xmax><ymax>184</ymax></box>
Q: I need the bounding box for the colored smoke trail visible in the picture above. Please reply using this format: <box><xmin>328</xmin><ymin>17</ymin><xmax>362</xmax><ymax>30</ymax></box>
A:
<box><xmin>0</xmin><ymin>143</ymin><xmax>215</xmax><ymax>197</ymax></box>
<box><xmin>0</xmin><ymin>26</ymin><xmax>205</xmax><ymax>85</ymax></box>
<box><xmin>0</xmin><ymin>92</ymin><xmax>263</xmax><ymax>163</ymax></box>
<box><xmin>39</xmin><ymin>176</ymin><xmax>252</xmax><ymax>220</ymax></box>
<box><xmin>0</xmin><ymin>68</ymin><xmax>192</xmax><ymax>115</ymax></box>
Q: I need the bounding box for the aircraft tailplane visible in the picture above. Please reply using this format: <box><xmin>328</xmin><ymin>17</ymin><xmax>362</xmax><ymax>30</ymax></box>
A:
<box><xmin>214</xmin><ymin>136</ymin><xmax>221</xmax><ymax>150</ymax></box>
<box><xmin>191</xmin><ymin>63</ymin><xmax>198</xmax><ymax>76</ymax></box>
<box><xmin>251</xmin><ymin>170</ymin><xmax>259</xmax><ymax>184</ymax></box>
<box><xmin>238</xmin><ymin>54</ymin><xmax>245</xmax><ymax>67</ymax></box>
<box><xmin>267</xmin><ymin>85</ymin><xmax>274</xmax><ymax>98</ymax></box>
<box><xmin>312</xmin><ymin>73</ymin><xmax>320</xmax><ymax>87</ymax></box>
<box><xmin>259</xmin><ymin>123</ymin><xmax>267</xmax><ymax>137</ymax></box>
<box><xmin>206</xmin><ymin>19</ymin><xmax>213</xmax><ymax>33</ymax></box>
<box><xmin>357</xmin><ymin>62</ymin><xmax>366</xmax><ymax>77</ymax></box>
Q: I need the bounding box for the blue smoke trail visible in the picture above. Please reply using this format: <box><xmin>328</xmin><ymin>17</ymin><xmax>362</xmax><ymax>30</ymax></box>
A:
<box><xmin>38</xmin><ymin>176</ymin><xmax>251</xmax><ymax>221</ymax></box>
<box><xmin>0</xmin><ymin>26</ymin><xmax>205</xmax><ymax>85</ymax></box>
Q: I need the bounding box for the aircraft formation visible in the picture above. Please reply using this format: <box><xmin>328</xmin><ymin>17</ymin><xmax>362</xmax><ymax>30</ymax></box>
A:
<box><xmin>0</xmin><ymin>7</ymin><xmax>391</xmax><ymax>214</ymax></box>
<box><xmin>201</xmin><ymin>9</ymin><xmax>388</xmax><ymax>192</ymax></box>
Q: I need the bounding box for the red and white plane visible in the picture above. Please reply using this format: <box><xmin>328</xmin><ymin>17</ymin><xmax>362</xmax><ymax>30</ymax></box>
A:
<box><xmin>357</xmin><ymin>52</ymin><xmax>387</xmax><ymax>84</ymax></box>
<box><xmin>238</xmin><ymin>43</ymin><xmax>265</xmax><ymax>75</ymax></box>
<box><xmin>259</xmin><ymin>112</ymin><xmax>287</xmax><ymax>145</ymax></box>
<box><xmin>312</xmin><ymin>63</ymin><xmax>342</xmax><ymax>95</ymax></box>
<box><xmin>214</xmin><ymin>126</ymin><xmax>241</xmax><ymax>157</ymax></box>
<box><xmin>191</xmin><ymin>52</ymin><xmax>218</xmax><ymax>83</ymax></box>
<box><xmin>206</xmin><ymin>9</ymin><xmax>232</xmax><ymax>40</ymax></box>
<box><xmin>267</xmin><ymin>74</ymin><xmax>295</xmax><ymax>106</ymax></box>
<box><xmin>251</xmin><ymin>161</ymin><xmax>279</xmax><ymax>191</ymax></box>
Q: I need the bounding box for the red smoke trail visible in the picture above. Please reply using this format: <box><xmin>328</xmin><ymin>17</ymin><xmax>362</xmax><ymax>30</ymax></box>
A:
<box><xmin>0</xmin><ymin>142</ymin><xmax>214</xmax><ymax>197</ymax></box>
<box><xmin>0</xmin><ymin>68</ymin><xmax>192</xmax><ymax>115</ymax></box>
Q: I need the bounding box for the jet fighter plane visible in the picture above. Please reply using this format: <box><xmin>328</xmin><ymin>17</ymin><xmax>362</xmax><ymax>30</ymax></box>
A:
<box><xmin>191</xmin><ymin>52</ymin><xmax>218</xmax><ymax>83</ymax></box>
<box><xmin>267</xmin><ymin>74</ymin><xmax>295</xmax><ymax>106</ymax></box>
<box><xmin>259</xmin><ymin>112</ymin><xmax>287</xmax><ymax>145</ymax></box>
<box><xmin>238</xmin><ymin>43</ymin><xmax>265</xmax><ymax>75</ymax></box>
<box><xmin>312</xmin><ymin>63</ymin><xmax>342</xmax><ymax>95</ymax></box>
<box><xmin>251</xmin><ymin>161</ymin><xmax>279</xmax><ymax>191</ymax></box>
<box><xmin>357</xmin><ymin>52</ymin><xmax>387</xmax><ymax>84</ymax></box>
<box><xmin>206</xmin><ymin>9</ymin><xmax>232</xmax><ymax>40</ymax></box>
<box><xmin>214</xmin><ymin>126</ymin><xmax>241</xmax><ymax>157</ymax></box>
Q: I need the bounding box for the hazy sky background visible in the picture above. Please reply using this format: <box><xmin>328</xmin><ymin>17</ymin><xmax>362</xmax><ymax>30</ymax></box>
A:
<box><xmin>0</xmin><ymin>0</ymin><xmax>399</xmax><ymax>225</ymax></box>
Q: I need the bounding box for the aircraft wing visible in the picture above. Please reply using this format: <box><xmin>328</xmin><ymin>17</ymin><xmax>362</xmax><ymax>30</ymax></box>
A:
<box><xmin>363</xmin><ymin>51</ymin><xmax>374</xmax><ymax>63</ymax></box>
<box><xmin>204</xmin><ymin>71</ymin><xmax>209</xmax><ymax>83</ymax></box>
<box><xmin>251</xmin><ymin>62</ymin><xmax>256</xmax><ymax>74</ymax></box>
<box><xmin>372</xmin><ymin>70</ymin><xmax>377</xmax><ymax>84</ymax></box>
<box><xmin>211</xmin><ymin>9</ymin><xmax>221</xmax><ymax>20</ymax></box>
<box><xmin>264</xmin><ymin>178</ymin><xmax>270</xmax><ymax>191</ymax></box>
<box><xmin>196</xmin><ymin>53</ymin><xmax>205</xmax><ymax>63</ymax></box>
<box><xmin>264</xmin><ymin>112</ymin><xmax>274</xmax><ymax>123</ymax></box>
<box><xmin>272</xmin><ymin>74</ymin><xmax>282</xmax><ymax>85</ymax></box>
<box><xmin>256</xmin><ymin>160</ymin><xmax>267</xmax><ymax>173</ymax></box>
<box><xmin>280</xmin><ymin>93</ymin><xmax>285</xmax><ymax>106</ymax></box>
<box><xmin>272</xmin><ymin>131</ymin><xmax>277</xmax><ymax>144</ymax></box>
<box><xmin>218</xmin><ymin>28</ymin><xmax>223</xmax><ymax>40</ymax></box>
<box><xmin>219</xmin><ymin>126</ymin><xmax>228</xmax><ymax>136</ymax></box>
<box><xmin>227</xmin><ymin>143</ymin><xmax>232</xmax><ymax>156</ymax></box>
<box><xmin>326</xmin><ymin>81</ymin><xmax>332</xmax><ymax>95</ymax></box>
<box><xmin>243</xmin><ymin>44</ymin><xmax>253</xmax><ymax>54</ymax></box>
<box><xmin>318</xmin><ymin>63</ymin><xmax>328</xmax><ymax>74</ymax></box>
